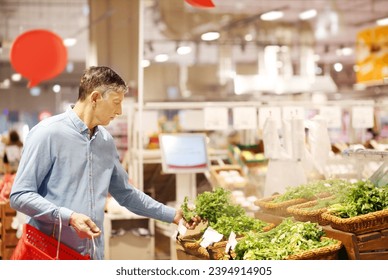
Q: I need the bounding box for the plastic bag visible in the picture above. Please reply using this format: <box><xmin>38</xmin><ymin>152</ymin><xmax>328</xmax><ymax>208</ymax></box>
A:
<box><xmin>262</xmin><ymin>117</ymin><xmax>284</xmax><ymax>159</ymax></box>
<box><xmin>306</xmin><ymin>116</ymin><xmax>332</xmax><ymax>174</ymax></box>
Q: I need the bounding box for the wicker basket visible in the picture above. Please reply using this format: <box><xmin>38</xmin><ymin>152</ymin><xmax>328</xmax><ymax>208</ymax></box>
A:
<box><xmin>255</xmin><ymin>195</ymin><xmax>308</xmax><ymax>217</ymax></box>
<box><xmin>207</xmin><ymin>239</ymin><xmax>236</xmax><ymax>260</ymax></box>
<box><xmin>207</xmin><ymin>223</ymin><xmax>276</xmax><ymax>260</ymax></box>
<box><xmin>230</xmin><ymin>238</ymin><xmax>342</xmax><ymax>260</ymax></box>
<box><xmin>287</xmin><ymin>197</ymin><xmax>336</xmax><ymax>226</ymax></box>
<box><xmin>176</xmin><ymin>233</ymin><xmax>210</xmax><ymax>260</ymax></box>
<box><xmin>321</xmin><ymin>209</ymin><xmax>388</xmax><ymax>234</ymax></box>
<box><xmin>286</xmin><ymin>238</ymin><xmax>343</xmax><ymax>260</ymax></box>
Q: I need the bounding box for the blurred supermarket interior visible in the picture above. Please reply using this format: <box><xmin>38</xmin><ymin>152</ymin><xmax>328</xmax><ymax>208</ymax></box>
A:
<box><xmin>0</xmin><ymin>0</ymin><xmax>388</xmax><ymax>260</ymax></box>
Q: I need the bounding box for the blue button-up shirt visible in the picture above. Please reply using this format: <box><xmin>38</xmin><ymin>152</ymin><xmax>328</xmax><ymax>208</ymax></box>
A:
<box><xmin>10</xmin><ymin>107</ymin><xmax>176</xmax><ymax>259</ymax></box>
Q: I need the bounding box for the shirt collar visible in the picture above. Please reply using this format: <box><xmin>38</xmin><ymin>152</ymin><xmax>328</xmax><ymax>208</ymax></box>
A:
<box><xmin>66</xmin><ymin>105</ymin><xmax>100</xmax><ymax>135</ymax></box>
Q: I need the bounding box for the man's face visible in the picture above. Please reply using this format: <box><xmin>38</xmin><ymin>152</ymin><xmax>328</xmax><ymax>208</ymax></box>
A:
<box><xmin>94</xmin><ymin>91</ymin><xmax>124</xmax><ymax>126</ymax></box>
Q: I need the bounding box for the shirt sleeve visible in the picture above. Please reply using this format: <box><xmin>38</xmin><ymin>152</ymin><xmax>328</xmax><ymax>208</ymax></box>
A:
<box><xmin>108</xmin><ymin>156</ymin><xmax>176</xmax><ymax>224</ymax></box>
<box><xmin>9</xmin><ymin>126</ymin><xmax>73</xmax><ymax>226</ymax></box>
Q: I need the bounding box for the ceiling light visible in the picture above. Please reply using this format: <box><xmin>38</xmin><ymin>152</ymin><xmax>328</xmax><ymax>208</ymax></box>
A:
<box><xmin>3</xmin><ymin>79</ymin><xmax>10</xmax><ymax>87</ymax></box>
<box><xmin>11</xmin><ymin>73</ymin><xmax>22</xmax><ymax>82</ymax></box>
<box><xmin>176</xmin><ymin>46</ymin><xmax>192</xmax><ymax>55</ymax></box>
<box><xmin>336</xmin><ymin>46</ymin><xmax>353</xmax><ymax>56</ymax></box>
<box><xmin>334</xmin><ymin>62</ymin><xmax>343</xmax><ymax>72</ymax></box>
<box><xmin>63</xmin><ymin>38</ymin><xmax>77</xmax><ymax>47</ymax></box>
<box><xmin>154</xmin><ymin>54</ymin><xmax>169</xmax><ymax>62</ymax></box>
<box><xmin>244</xmin><ymin>34</ymin><xmax>253</xmax><ymax>41</ymax></box>
<box><xmin>0</xmin><ymin>79</ymin><xmax>10</xmax><ymax>89</ymax></box>
<box><xmin>260</xmin><ymin>11</ymin><xmax>284</xmax><ymax>21</ymax></box>
<box><xmin>52</xmin><ymin>84</ymin><xmax>61</xmax><ymax>93</ymax></box>
<box><xmin>30</xmin><ymin>87</ymin><xmax>41</xmax><ymax>96</ymax></box>
<box><xmin>141</xmin><ymin>59</ymin><xmax>151</xmax><ymax>68</ymax></box>
<box><xmin>376</xmin><ymin>17</ymin><xmax>388</xmax><ymax>26</ymax></box>
<box><xmin>201</xmin><ymin>31</ymin><xmax>220</xmax><ymax>41</ymax></box>
<box><xmin>315</xmin><ymin>8</ymin><xmax>339</xmax><ymax>39</ymax></box>
<box><xmin>299</xmin><ymin>9</ymin><xmax>317</xmax><ymax>20</ymax></box>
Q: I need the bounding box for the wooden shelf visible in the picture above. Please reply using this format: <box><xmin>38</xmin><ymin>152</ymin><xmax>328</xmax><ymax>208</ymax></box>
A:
<box><xmin>0</xmin><ymin>202</ymin><xmax>18</xmax><ymax>260</ymax></box>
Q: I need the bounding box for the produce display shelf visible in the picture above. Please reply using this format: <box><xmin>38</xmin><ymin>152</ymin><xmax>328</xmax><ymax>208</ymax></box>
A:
<box><xmin>255</xmin><ymin>211</ymin><xmax>388</xmax><ymax>260</ymax></box>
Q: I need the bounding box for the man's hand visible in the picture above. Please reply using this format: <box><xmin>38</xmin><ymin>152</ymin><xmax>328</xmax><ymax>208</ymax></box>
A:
<box><xmin>173</xmin><ymin>208</ymin><xmax>201</xmax><ymax>230</ymax></box>
<box><xmin>69</xmin><ymin>212</ymin><xmax>101</xmax><ymax>239</ymax></box>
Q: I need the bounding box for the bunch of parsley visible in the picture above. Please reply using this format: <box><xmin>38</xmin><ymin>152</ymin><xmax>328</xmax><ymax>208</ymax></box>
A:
<box><xmin>273</xmin><ymin>179</ymin><xmax>349</xmax><ymax>203</ymax></box>
<box><xmin>181</xmin><ymin>187</ymin><xmax>244</xmax><ymax>224</ymax></box>
<box><xmin>211</xmin><ymin>214</ymin><xmax>269</xmax><ymax>237</ymax></box>
<box><xmin>233</xmin><ymin>218</ymin><xmax>336</xmax><ymax>260</ymax></box>
<box><xmin>327</xmin><ymin>180</ymin><xmax>388</xmax><ymax>218</ymax></box>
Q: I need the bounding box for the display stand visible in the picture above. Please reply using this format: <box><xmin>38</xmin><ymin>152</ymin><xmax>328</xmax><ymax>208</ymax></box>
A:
<box><xmin>255</xmin><ymin>211</ymin><xmax>388</xmax><ymax>260</ymax></box>
<box><xmin>158</xmin><ymin>133</ymin><xmax>211</xmax><ymax>259</ymax></box>
<box><xmin>103</xmin><ymin>211</ymin><xmax>155</xmax><ymax>260</ymax></box>
<box><xmin>159</xmin><ymin>133</ymin><xmax>210</xmax><ymax>204</ymax></box>
<box><xmin>176</xmin><ymin>173</ymin><xmax>197</xmax><ymax>205</ymax></box>
<box><xmin>164</xmin><ymin>173</ymin><xmax>198</xmax><ymax>261</ymax></box>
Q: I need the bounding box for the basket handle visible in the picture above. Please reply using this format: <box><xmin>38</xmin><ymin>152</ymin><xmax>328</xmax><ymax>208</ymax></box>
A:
<box><xmin>55</xmin><ymin>211</ymin><xmax>97</xmax><ymax>260</ymax></box>
<box><xmin>55</xmin><ymin>211</ymin><xmax>63</xmax><ymax>260</ymax></box>
<box><xmin>91</xmin><ymin>236</ymin><xmax>96</xmax><ymax>260</ymax></box>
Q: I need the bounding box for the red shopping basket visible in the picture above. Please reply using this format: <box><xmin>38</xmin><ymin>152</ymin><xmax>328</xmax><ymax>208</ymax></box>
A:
<box><xmin>11</xmin><ymin>223</ymin><xmax>90</xmax><ymax>260</ymax></box>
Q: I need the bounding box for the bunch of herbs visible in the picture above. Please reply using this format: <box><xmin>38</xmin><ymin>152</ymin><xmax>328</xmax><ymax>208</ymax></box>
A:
<box><xmin>211</xmin><ymin>214</ymin><xmax>269</xmax><ymax>237</ymax></box>
<box><xmin>273</xmin><ymin>179</ymin><xmax>349</xmax><ymax>203</ymax></box>
<box><xmin>233</xmin><ymin>218</ymin><xmax>337</xmax><ymax>260</ymax></box>
<box><xmin>327</xmin><ymin>180</ymin><xmax>388</xmax><ymax>218</ymax></box>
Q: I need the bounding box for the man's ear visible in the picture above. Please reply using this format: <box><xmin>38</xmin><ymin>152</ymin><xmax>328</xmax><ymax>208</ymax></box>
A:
<box><xmin>90</xmin><ymin>91</ymin><xmax>102</xmax><ymax>103</ymax></box>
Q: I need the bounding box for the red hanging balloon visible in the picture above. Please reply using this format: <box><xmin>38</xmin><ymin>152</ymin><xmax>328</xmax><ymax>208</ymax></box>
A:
<box><xmin>10</xmin><ymin>29</ymin><xmax>67</xmax><ymax>88</ymax></box>
<box><xmin>185</xmin><ymin>0</ymin><xmax>215</xmax><ymax>8</ymax></box>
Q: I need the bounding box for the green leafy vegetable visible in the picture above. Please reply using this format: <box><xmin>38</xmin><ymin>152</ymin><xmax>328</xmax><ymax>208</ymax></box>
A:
<box><xmin>273</xmin><ymin>179</ymin><xmax>349</xmax><ymax>203</ymax></box>
<box><xmin>211</xmin><ymin>215</ymin><xmax>269</xmax><ymax>237</ymax></box>
<box><xmin>181</xmin><ymin>196</ymin><xmax>196</xmax><ymax>221</ymax></box>
<box><xmin>233</xmin><ymin>218</ymin><xmax>337</xmax><ymax>260</ymax></box>
<box><xmin>181</xmin><ymin>187</ymin><xmax>244</xmax><ymax>224</ymax></box>
<box><xmin>327</xmin><ymin>180</ymin><xmax>388</xmax><ymax>218</ymax></box>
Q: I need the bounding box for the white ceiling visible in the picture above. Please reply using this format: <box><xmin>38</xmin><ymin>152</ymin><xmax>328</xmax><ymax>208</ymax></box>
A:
<box><xmin>142</xmin><ymin>0</ymin><xmax>388</xmax><ymax>65</ymax></box>
<box><xmin>0</xmin><ymin>0</ymin><xmax>388</xmax><ymax>87</ymax></box>
<box><xmin>0</xmin><ymin>0</ymin><xmax>88</xmax><ymax>62</ymax></box>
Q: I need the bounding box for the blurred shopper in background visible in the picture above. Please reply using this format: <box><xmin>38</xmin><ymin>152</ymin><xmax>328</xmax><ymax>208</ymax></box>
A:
<box><xmin>3</xmin><ymin>130</ymin><xmax>23</xmax><ymax>174</ymax></box>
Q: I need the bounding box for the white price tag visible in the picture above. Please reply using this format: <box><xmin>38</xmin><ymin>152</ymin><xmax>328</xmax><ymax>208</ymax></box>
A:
<box><xmin>225</xmin><ymin>231</ymin><xmax>238</xmax><ymax>253</ymax></box>
<box><xmin>282</xmin><ymin>106</ymin><xmax>305</xmax><ymax>120</ymax></box>
<box><xmin>258</xmin><ymin>107</ymin><xmax>281</xmax><ymax>130</ymax></box>
<box><xmin>177</xmin><ymin>219</ymin><xmax>187</xmax><ymax>237</ymax></box>
<box><xmin>178</xmin><ymin>110</ymin><xmax>205</xmax><ymax>131</ymax></box>
<box><xmin>172</xmin><ymin>229</ymin><xmax>179</xmax><ymax>240</ymax></box>
<box><xmin>232</xmin><ymin>107</ymin><xmax>257</xmax><ymax>130</ymax></box>
<box><xmin>204</xmin><ymin>107</ymin><xmax>228</xmax><ymax>130</ymax></box>
<box><xmin>352</xmin><ymin>106</ymin><xmax>374</xmax><ymax>128</ymax></box>
<box><xmin>319</xmin><ymin>106</ymin><xmax>342</xmax><ymax>128</ymax></box>
<box><xmin>200</xmin><ymin>227</ymin><xmax>223</xmax><ymax>248</ymax></box>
